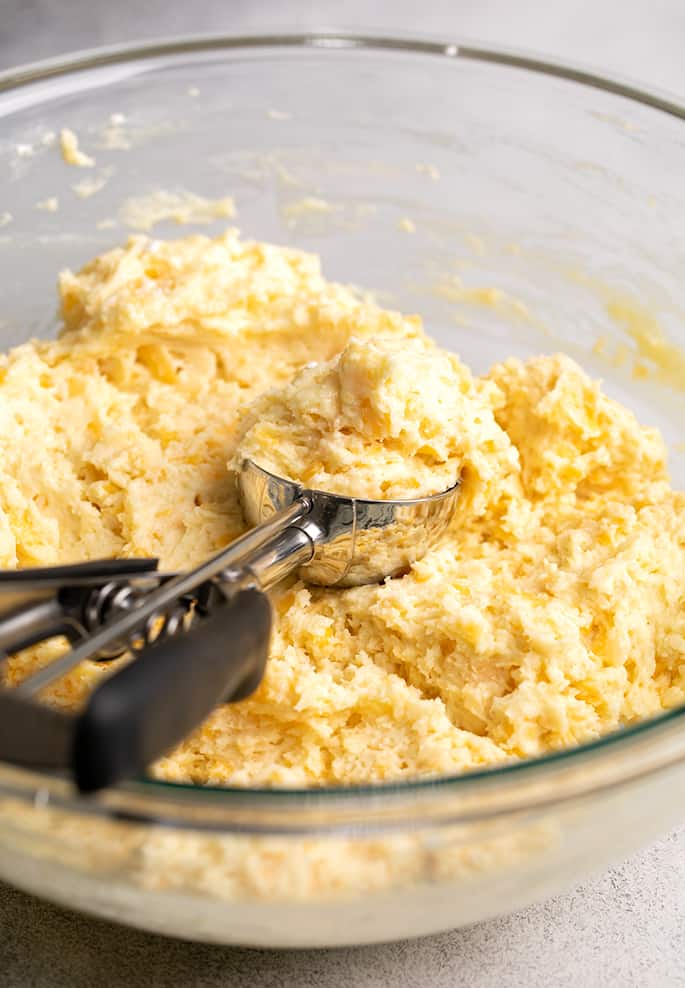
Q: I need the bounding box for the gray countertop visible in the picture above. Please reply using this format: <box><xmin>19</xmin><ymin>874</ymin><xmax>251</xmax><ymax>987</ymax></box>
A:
<box><xmin>2</xmin><ymin>2</ymin><xmax>685</xmax><ymax>985</ymax></box>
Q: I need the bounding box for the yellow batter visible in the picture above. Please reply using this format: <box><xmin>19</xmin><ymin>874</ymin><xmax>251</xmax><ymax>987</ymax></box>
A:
<box><xmin>235</xmin><ymin>337</ymin><xmax>473</xmax><ymax>498</ymax></box>
<box><xmin>2</xmin><ymin>229</ymin><xmax>685</xmax><ymax>786</ymax></box>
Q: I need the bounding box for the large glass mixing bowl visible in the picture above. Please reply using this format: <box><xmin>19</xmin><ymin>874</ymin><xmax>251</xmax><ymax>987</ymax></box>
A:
<box><xmin>1</xmin><ymin>34</ymin><xmax>685</xmax><ymax>948</ymax></box>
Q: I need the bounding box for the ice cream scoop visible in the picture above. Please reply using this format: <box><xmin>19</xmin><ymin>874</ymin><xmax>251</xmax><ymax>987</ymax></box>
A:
<box><xmin>0</xmin><ymin>459</ymin><xmax>460</xmax><ymax>792</ymax></box>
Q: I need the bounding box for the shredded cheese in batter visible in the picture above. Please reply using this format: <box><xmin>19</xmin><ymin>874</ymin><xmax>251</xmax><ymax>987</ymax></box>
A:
<box><xmin>1</xmin><ymin>229</ymin><xmax>684</xmax><ymax>787</ymax></box>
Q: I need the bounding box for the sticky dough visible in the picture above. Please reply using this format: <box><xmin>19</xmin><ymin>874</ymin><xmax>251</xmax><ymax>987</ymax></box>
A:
<box><xmin>235</xmin><ymin>337</ymin><xmax>475</xmax><ymax>498</ymax></box>
<box><xmin>2</xmin><ymin>230</ymin><xmax>685</xmax><ymax>786</ymax></box>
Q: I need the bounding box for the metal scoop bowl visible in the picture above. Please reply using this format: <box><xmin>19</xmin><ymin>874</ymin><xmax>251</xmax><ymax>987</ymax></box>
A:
<box><xmin>0</xmin><ymin>460</ymin><xmax>460</xmax><ymax>792</ymax></box>
<box><xmin>236</xmin><ymin>458</ymin><xmax>461</xmax><ymax>589</ymax></box>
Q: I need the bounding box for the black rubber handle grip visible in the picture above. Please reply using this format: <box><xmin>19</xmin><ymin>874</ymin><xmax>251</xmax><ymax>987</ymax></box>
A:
<box><xmin>72</xmin><ymin>586</ymin><xmax>272</xmax><ymax>793</ymax></box>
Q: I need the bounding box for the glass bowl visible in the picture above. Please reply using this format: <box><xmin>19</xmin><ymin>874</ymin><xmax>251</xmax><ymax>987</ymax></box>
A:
<box><xmin>2</xmin><ymin>33</ymin><xmax>685</xmax><ymax>948</ymax></box>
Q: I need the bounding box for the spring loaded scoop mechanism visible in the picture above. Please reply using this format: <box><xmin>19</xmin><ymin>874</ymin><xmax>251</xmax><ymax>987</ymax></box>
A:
<box><xmin>0</xmin><ymin>460</ymin><xmax>460</xmax><ymax>793</ymax></box>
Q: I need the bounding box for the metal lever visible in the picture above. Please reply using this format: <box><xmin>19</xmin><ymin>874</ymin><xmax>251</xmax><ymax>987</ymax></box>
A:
<box><xmin>0</xmin><ymin>458</ymin><xmax>460</xmax><ymax>793</ymax></box>
<box><xmin>0</xmin><ymin>512</ymin><xmax>313</xmax><ymax>792</ymax></box>
<box><xmin>0</xmin><ymin>558</ymin><xmax>161</xmax><ymax>658</ymax></box>
<box><xmin>0</xmin><ymin>585</ymin><xmax>272</xmax><ymax>793</ymax></box>
<box><xmin>13</xmin><ymin>497</ymin><xmax>313</xmax><ymax>697</ymax></box>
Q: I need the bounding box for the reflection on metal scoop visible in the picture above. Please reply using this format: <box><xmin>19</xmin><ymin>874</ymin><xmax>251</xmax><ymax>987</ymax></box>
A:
<box><xmin>0</xmin><ymin>460</ymin><xmax>460</xmax><ymax>792</ymax></box>
<box><xmin>238</xmin><ymin>458</ymin><xmax>461</xmax><ymax>588</ymax></box>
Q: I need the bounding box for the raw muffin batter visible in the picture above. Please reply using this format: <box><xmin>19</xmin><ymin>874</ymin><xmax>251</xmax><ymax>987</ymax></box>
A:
<box><xmin>2</xmin><ymin>229</ymin><xmax>685</xmax><ymax>785</ymax></box>
<box><xmin>236</xmin><ymin>337</ymin><xmax>473</xmax><ymax>498</ymax></box>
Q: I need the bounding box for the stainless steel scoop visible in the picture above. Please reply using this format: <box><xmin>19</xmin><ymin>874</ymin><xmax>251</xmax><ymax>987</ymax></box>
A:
<box><xmin>237</xmin><ymin>459</ymin><xmax>460</xmax><ymax>588</ymax></box>
<box><xmin>0</xmin><ymin>459</ymin><xmax>460</xmax><ymax>792</ymax></box>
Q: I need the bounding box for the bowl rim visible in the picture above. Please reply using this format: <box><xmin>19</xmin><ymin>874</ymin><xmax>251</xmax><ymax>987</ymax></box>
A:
<box><xmin>1</xmin><ymin>29</ymin><xmax>685</xmax><ymax>120</ymax></box>
<box><xmin>2</xmin><ymin>30</ymin><xmax>685</xmax><ymax>833</ymax></box>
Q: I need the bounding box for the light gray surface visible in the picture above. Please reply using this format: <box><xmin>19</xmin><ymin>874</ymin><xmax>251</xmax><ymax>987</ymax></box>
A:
<box><xmin>2</xmin><ymin>1</ymin><xmax>685</xmax><ymax>985</ymax></box>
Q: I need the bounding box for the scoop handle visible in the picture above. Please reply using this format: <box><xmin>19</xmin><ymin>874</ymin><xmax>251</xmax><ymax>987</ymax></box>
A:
<box><xmin>72</xmin><ymin>586</ymin><xmax>272</xmax><ymax>793</ymax></box>
<box><xmin>16</xmin><ymin>500</ymin><xmax>314</xmax><ymax>698</ymax></box>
